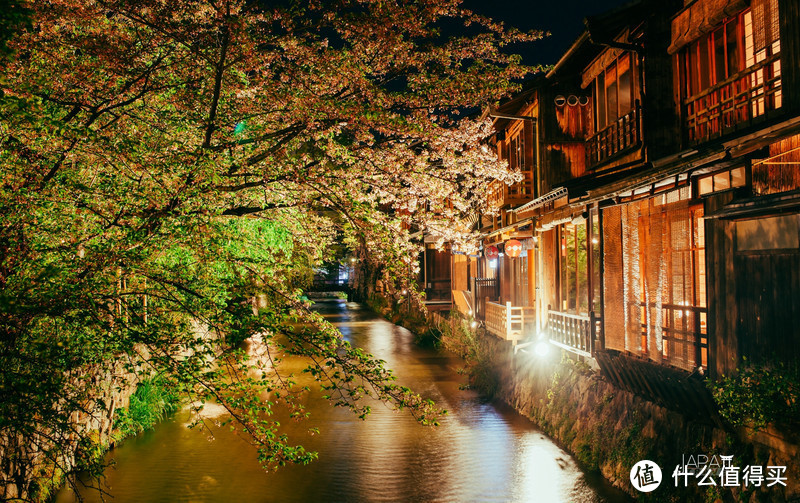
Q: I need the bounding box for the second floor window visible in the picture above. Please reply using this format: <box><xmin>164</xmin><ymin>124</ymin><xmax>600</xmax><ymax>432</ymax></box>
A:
<box><xmin>592</xmin><ymin>53</ymin><xmax>637</xmax><ymax>133</ymax></box>
<box><xmin>680</xmin><ymin>0</ymin><xmax>781</xmax><ymax>143</ymax></box>
<box><xmin>587</xmin><ymin>52</ymin><xmax>641</xmax><ymax>167</ymax></box>
<box><xmin>508</xmin><ymin>132</ymin><xmax>526</xmax><ymax>171</ymax></box>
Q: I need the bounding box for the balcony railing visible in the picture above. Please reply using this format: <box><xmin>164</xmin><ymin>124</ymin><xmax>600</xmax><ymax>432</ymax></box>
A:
<box><xmin>485</xmin><ymin>301</ymin><xmax>533</xmax><ymax>344</ymax></box>
<box><xmin>639</xmin><ymin>302</ymin><xmax>707</xmax><ymax>372</ymax></box>
<box><xmin>487</xmin><ymin>170</ymin><xmax>535</xmax><ymax>209</ymax></box>
<box><xmin>684</xmin><ymin>52</ymin><xmax>782</xmax><ymax>145</ymax></box>
<box><xmin>586</xmin><ymin>105</ymin><xmax>641</xmax><ymax>168</ymax></box>
<box><xmin>547</xmin><ymin>310</ymin><xmax>599</xmax><ymax>358</ymax></box>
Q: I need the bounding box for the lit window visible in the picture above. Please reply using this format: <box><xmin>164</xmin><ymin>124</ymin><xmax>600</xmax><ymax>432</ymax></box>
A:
<box><xmin>593</xmin><ymin>54</ymin><xmax>636</xmax><ymax>132</ymax></box>
<box><xmin>697</xmin><ymin>167</ymin><xmax>746</xmax><ymax>196</ymax></box>
<box><xmin>680</xmin><ymin>3</ymin><xmax>782</xmax><ymax>143</ymax></box>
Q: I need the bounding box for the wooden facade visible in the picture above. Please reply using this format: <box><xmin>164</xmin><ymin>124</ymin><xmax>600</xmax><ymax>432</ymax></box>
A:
<box><xmin>538</xmin><ymin>83</ymin><xmax>592</xmax><ymax>193</ymax></box>
<box><xmin>705</xmin><ymin>184</ymin><xmax>800</xmax><ymax>377</ymax></box>
<box><xmin>419</xmin><ymin>0</ymin><xmax>800</xmax><ymax>412</ymax></box>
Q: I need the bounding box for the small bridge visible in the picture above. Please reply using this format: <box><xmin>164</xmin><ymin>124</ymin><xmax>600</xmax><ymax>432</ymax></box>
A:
<box><xmin>307</xmin><ymin>279</ymin><xmax>353</xmax><ymax>297</ymax></box>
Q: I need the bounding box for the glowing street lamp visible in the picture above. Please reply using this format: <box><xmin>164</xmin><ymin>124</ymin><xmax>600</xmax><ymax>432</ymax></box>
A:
<box><xmin>534</xmin><ymin>341</ymin><xmax>550</xmax><ymax>357</ymax></box>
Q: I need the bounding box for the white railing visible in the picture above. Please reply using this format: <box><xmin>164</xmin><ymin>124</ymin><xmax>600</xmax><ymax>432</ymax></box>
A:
<box><xmin>485</xmin><ymin>301</ymin><xmax>530</xmax><ymax>345</ymax></box>
<box><xmin>547</xmin><ymin>309</ymin><xmax>600</xmax><ymax>358</ymax></box>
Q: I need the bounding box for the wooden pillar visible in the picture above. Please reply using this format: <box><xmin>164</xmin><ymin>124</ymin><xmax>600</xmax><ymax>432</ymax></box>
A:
<box><xmin>506</xmin><ymin>301</ymin><xmax>513</xmax><ymax>340</ymax></box>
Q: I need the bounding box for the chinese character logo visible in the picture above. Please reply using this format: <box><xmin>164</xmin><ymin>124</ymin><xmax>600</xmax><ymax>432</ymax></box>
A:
<box><xmin>671</xmin><ymin>453</ymin><xmax>789</xmax><ymax>489</ymax></box>
<box><xmin>631</xmin><ymin>460</ymin><xmax>662</xmax><ymax>492</ymax></box>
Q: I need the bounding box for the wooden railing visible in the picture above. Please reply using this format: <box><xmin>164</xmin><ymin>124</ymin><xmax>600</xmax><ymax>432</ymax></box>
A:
<box><xmin>586</xmin><ymin>105</ymin><xmax>641</xmax><ymax>168</ymax></box>
<box><xmin>474</xmin><ymin>277</ymin><xmax>499</xmax><ymax>320</ymax></box>
<box><xmin>684</xmin><ymin>53</ymin><xmax>782</xmax><ymax>144</ymax></box>
<box><xmin>547</xmin><ymin>310</ymin><xmax>598</xmax><ymax>357</ymax></box>
<box><xmin>487</xmin><ymin>170</ymin><xmax>535</xmax><ymax>209</ymax></box>
<box><xmin>639</xmin><ymin>302</ymin><xmax>707</xmax><ymax>372</ymax></box>
<box><xmin>485</xmin><ymin>301</ymin><xmax>530</xmax><ymax>344</ymax></box>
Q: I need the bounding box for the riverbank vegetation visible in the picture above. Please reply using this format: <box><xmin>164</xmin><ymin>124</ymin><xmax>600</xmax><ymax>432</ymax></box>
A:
<box><xmin>113</xmin><ymin>378</ymin><xmax>180</xmax><ymax>440</ymax></box>
<box><xmin>20</xmin><ymin>378</ymin><xmax>180</xmax><ymax>503</ymax></box>
<box><xmin>708</xmin><ymin>362</ymin><xmax>800</xmax><ymax>430</ymax></box>
<box><xmin>434</xmin><ymin>310</ymin><xmax>501</xmax><ymax>397</ymax></box>
<box><xmin>0</xmin><ymin>0</ymin><xmax>541</xmax><ymax>498</ymax></box>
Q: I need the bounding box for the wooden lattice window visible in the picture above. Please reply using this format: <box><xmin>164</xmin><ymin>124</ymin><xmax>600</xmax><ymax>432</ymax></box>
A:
<box><xmin>602</xmin><ymin>188</ymin><xmax>707</xmax><ymax>371</ymax></box>
<box><xmin>680</xmin><ymin>0</ymin><xmax>782</xmax><ymax>143</ymax></box>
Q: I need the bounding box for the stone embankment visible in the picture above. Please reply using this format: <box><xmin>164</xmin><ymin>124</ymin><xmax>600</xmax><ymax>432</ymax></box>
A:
<box><xmin>0</xmin><ymin>360</ymin><xmax>138</xmax><ymax>501</ymax></box>
<box><xmin>430</xmin><ymin>310</ymin><xmax>800</xmax><ymax>502</ymax></box>
<box><xmin>0</xmin><ymin>321</ymin><xmax>217</xmax><ymax>501</ymax></box>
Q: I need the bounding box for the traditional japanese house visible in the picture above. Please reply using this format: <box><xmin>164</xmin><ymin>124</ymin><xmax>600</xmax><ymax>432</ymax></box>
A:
<box><xmin>470</xmin><ymin>88</ymin><xmax>540</xmax><ymax>345</ymax></box>
<box><xmin>666</xmin><ymin>0</ymin><xmax>800</xmax><ymax>378</ymax></box>
<box><xmin>526</xmin><ymin>0</ymin><xmax>800</xmax><ymax>415</ymax></box>
<box><xmin>513</xmin><ymin>58</ymin><xmax>601</xmax><ymax>358</ymax></box>
<box><xmin>465</xmin><ymin>70</ymin><xmax>596</xmax><ymax>346</ymax></box>
<box><xmin>511</xmin><ymin>0</ymin><xmax>685</xmax><ymax>368</ymax></box>
<box><xmin>411</xmin><ymin>201</ymin><xmax>468</xmax><ymax>313</ymax></box>
<box><xmin>518</xmin><ymin>0</ymin><xmax>722</xmax><ymax>415</ymax></box>
<box><xmin>419</xmin><ymin>237</ymin><xmax>454</xmax><ymax>312</ymax></box>
<box><xmin>451</xmin><ymin>0</ymin><xmax>800</xmax><ymax>416</ymax></box>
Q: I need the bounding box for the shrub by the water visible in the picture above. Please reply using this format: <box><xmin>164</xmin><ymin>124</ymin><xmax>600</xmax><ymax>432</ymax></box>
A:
<box><xmin>708</xmin><ymin>362</ymin><xmax>800</xmax><ymax>430</ymax></box>
<box><xmin>113</xmin><ymin>378</ymin><xmax>180</xmax><ymax>440</ymax></box>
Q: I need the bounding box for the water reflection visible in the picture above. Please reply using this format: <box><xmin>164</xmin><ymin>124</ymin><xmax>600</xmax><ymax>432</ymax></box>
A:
<box><xmin>57</xmin><ymin>301</ymin><xmax>630</xmax><ymax>503</ymax></box>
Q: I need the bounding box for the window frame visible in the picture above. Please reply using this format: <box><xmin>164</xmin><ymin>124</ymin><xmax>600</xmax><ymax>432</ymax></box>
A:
<box><xmin>695</xmin><ymin>167</ymin><xmax>748</xmax><ymax>197</ymax></box>
<box><xmin>592</xmin><ymin>53</ymin><xmax>637</xmax><ymax>133</ymax></box>
<box><xmin>679</xmin><ymin>5</ymin><xmax>783</xmax><ymax>142</ymax></box>
<box><xmin>681</xmin><ymin>11</ymin><xmax>747</xmax><ymax>101</ymax></box>
<box><xmin>557</xmin><ymin>221</ymin><xmax>589</xmax><ymax>315</ymax></box>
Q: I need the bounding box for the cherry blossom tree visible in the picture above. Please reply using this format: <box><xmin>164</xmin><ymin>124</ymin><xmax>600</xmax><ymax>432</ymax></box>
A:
<box><xmin>0</xmin><ymin>0</ymin><xmax>539</xmax><ymax>498</ymax></box>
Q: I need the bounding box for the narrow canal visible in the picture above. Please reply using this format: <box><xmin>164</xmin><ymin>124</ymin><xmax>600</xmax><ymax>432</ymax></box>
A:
<box><xmin>57</xmin><ymin>300</ymin><xmax>630</xmax><ymax>502</ymax></box>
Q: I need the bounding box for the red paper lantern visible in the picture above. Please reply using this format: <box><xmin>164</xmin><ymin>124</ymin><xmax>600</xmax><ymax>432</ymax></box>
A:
<box><xmin>505</xmin><ymin>239</ymin><xmax>522</xmax><ymax>258</ymax></box>
<box><xmin>485</xmin><ymin>245</ymin><xmax>499</xmax><ymax>259</ymax></box>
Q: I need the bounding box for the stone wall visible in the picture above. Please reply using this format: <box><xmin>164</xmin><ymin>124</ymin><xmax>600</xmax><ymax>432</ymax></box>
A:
<box><xmin>0</xmin><ymin>361</ymin><xmax>138</xmax><ymax>501</ymax></box>
<box><xmin>473</xmin><ymin>331</ymin><xmax>800</xmax><ymax>502</ymax></box>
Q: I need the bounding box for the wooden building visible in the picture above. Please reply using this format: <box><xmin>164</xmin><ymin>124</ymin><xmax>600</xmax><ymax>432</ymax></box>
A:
<box><xmin>674</xmin><ymin>0</ymin><xmax>800</xmax><ymax>378</ymax></box>
<box><xmin>444</xmin><ymin>0</ymin><xmax>800</xmax><ymax>414</ymax></box>
<box><xmin>478</xmin><ymin>90</ymin><xmax>539</xmax><ymax>345</ymax></box>
<box><xmin>514</xmin><ymin>0</ymin><xmax>685</xmax><ymax>366</ymax></box>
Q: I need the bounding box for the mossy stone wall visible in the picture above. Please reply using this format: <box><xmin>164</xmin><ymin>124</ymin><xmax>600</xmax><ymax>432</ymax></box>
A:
<box><xmin>478</xmin><ymin>332</ymin><xmax>800</xmax><ymax>502</ymax></box>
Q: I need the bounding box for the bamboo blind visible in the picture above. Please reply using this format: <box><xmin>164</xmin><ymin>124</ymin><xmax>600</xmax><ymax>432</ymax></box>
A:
<box><xmin>602</xmin><ymin>188</ymin><xmax>703</xmax><ymax>370</ymax></box>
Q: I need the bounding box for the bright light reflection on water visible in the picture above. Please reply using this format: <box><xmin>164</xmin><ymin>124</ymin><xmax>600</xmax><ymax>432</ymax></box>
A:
<box><xmin>57</xmin><ymin>301</ymin><xmax>630</xmax><ymax>503</ymax></box>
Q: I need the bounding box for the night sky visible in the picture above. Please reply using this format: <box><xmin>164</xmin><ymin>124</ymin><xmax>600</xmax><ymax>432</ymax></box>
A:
<box><xmin>464</xmin><ymin>0</ymin><xmax>632</xmax><ymax>66</ymax></box>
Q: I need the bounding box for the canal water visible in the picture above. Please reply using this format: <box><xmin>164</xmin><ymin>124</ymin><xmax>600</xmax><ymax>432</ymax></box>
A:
<box><xmin>57</xmin><ymin>300</ymin><xmax>630</xmax><ymax>502</ymax></box>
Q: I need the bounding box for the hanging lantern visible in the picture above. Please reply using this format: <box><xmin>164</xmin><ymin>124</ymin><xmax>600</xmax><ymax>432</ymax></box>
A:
<box><xmin>505</xmin><ymin>239</ymin><xmax>522</xmax><ymax>258</ymax></box>
<box><xmin>485</xmin><ymin>245</ymin><xmax>499</xmax><ymax>259</ymax></box>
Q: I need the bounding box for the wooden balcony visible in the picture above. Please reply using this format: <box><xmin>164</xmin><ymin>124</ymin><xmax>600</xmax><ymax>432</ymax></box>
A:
<box><xmin>586</xmin><ymin>105</ymin><xmax>641</xmax><ymax>168</ymax></box>
<box><xmin>547</xmin><ymin>310</ymin><xmax>600</xmax><ymax>358</ymax></box>
<box><xmin>684</xmin><ymin>53</ymin><xmax>782</xmax><ymax>145</ymax></box>
<box><xmin>487</xmin><ymin>170</ymin><xmax>535</xmax><ymax>209</ymax></box>
<box><xmin>485</xmin><ymin>301</ymin><xmax>534</xmax><ymax>345</ymax></box>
